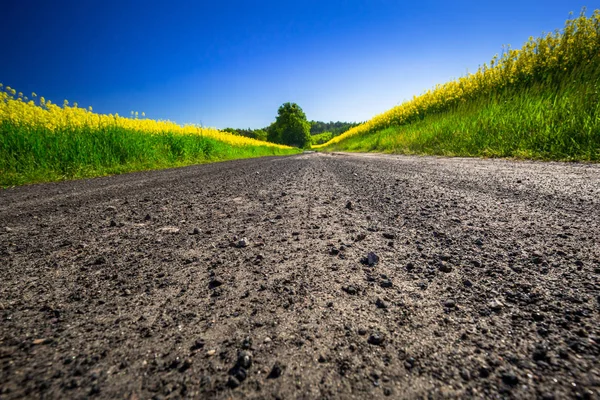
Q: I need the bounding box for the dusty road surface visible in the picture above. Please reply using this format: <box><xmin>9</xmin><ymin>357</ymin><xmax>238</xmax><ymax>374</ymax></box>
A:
<box><xmin>1</xmin><ymin>152</ymin><xmax>599</xmax><ymax>399</ymax></box>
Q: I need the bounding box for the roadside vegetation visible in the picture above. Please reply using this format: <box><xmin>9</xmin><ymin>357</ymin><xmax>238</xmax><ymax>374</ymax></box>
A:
<box><xmin>0</xmin><ymin>89</ymin><xmax>299</xmax><ymax>187</ymax></box>
<box><xmin>316</xmin><ymin>10</ymin><xmax>600</xmax><ymax>161</ymax></box>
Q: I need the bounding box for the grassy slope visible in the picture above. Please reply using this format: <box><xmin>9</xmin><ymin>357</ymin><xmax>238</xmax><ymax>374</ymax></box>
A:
<box><xmin>326</xmin><ymin>63</ymin><xmax>600</xmax><ymax>160</ymax></box>
<box><xmin>320</xmin><ymin>13</ymin><xmax>600</xmax><ymax>161</ymax></box>
<box><xmin>0</xmin><ymin>123</ymin><xmax>300</xmax><ymax>187</ymax></box>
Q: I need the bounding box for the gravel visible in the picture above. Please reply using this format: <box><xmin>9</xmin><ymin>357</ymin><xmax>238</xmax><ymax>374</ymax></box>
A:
<box><xmin>0</xmin><ymin>152</ymin><xmax>598</xmax><ymax>399</ymax></box>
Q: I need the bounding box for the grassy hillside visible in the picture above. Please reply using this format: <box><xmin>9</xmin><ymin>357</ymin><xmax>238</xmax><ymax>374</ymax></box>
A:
<box><xmin>0</xmin><ymin>89</ymin><xmax>299</xmax><ymax>187</ymax></box>
<box><xmin>316</xmin><ymin>10</ymin><xmax>600</xmax><ymax>161</ymax></box>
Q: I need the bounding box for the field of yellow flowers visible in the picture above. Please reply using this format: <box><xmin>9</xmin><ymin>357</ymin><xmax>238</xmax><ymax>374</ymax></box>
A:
<box><xmin>0</xmin><ymin>86</ymin><xmax>298</xmax><ymax>186</ymax></box>
<box><xmin>317</xmin><ymin>10</ymin><xmax>600</xmax><ymax>161</ymax></box>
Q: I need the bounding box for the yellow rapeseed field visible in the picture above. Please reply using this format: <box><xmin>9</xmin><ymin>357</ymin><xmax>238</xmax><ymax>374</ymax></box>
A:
<box><xmin>316</xmin><ymin>10</ymin><xmax>600</xmax><ymax>148</ymax></box>
<box><xmin>0</xmin><ymin>85</ymin><xmax>291</xmax><ymax>150</ymax></box>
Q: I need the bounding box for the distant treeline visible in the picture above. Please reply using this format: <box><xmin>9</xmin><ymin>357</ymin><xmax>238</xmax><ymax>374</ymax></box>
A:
<box><xmin>223</xmin><ymin>120</ymin><xmax>360</xmax><ymax>144</ymax></box>
<box><xmin>309</xmin><ymin>121</ymin><xmax>360</xmax><ymax>136</ymax></box>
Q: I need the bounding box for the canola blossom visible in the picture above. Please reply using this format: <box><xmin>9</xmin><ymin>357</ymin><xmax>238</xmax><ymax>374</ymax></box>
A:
<box><xmin>0</xmin><ymin>87</ymin><xmax>292</xmax><ymax>150</ymax></box>
<box><xmin>316</xmin><ymin>10</ymin><xmax>600</xmax><ymax>148</ymax></box>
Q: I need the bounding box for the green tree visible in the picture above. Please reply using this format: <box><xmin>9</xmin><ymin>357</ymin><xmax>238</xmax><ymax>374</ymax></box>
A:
<box><xmin>269</xmin><ymin>103</ymin><xmax>311</xmax><ymax>148</ymax></box>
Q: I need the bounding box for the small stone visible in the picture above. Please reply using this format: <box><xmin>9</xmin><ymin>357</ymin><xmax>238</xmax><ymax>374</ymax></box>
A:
<box><xmin>379</xmin><ymin>279</ymin><xmax>393</xmax><ymax>289</ymax></box>
<box><xmin>367</xmin><ymin>252</ymin><xmax>379</xmax><ymax>266</ymax></box>
<box><xmin>368</xmin><ymin>332</ymin><xmax>385</xmax><ymax>346</ymax></box>
<box><xmin>237</xmin><ymin>238</ymin><xmax>249</xmax><ymax>248</ymax></box>
<box><xmin>105</xmin><ymin>206</ymin><xmax>116</xmax><ymax>212</ymax></box>
<box><xmin>226</xmin><ymin>376</ymin><xmax>240</xmax><ymax>388</ymax></box>
<box><xmin>241</xmin><ymin>337</ymin><xmax>252</xmax><ymax>350</ymax></box>
<box><xmin>463</xmin><ymin>279</ymin><xmax>473</xmax><ymax>287</ymax></box>
<box><xmin>190</xmin><ymin>339</ymin><xmax>205</xmax><ymax>351</ymax></box>
<box><xmin>532</xmin><ymin>345</ymin><xmax>549</xmax><ymax>362</ymax></box>
<box><xmin>474</xmin><ymin>238</ymin><xmax>483</xmax><ymax>246</ymax></box>
<box><xmin>158</xmin><ymin>226</ymin><xmax>180</xmax><ymax>234</ymax></box>
<box><xmin>318</xmin><ymin>355</ymin><xmax>328</xmax><ymax>363</ymax></box>
<box><xmin>237</xmin><ymin>351</ymin><xmax>252</xmax><ymax>369</ymax></box>
<box><xmin>329</xmin><ymin>247</ymin><xmax>340</xmax><ymax>256</ymax></box>
<box><xmin>501</xmin><ymin>371</ymin><xmax>519</xmax><ymax>386</ymax></box>
<box><xmin>109</xmin><ymin>220</ymin><xmax>117</xmax><ymax>227</ymax></box>
<box><xmin>264</xmin><ymin>337</ymin><xmax>272</xmax><ymax>343</ymax></box>
<box><xmin>375</xmin><ymin>298</ymin><xmax>388</xmax><ymax>309</ymax></box>
<box><xmin>206</xmin><ymin>349</ymin><xmax>216</xmax><ymax>356</ymax></box>
<box><xmin>383</xmin><ymin>233</ymin><xmax>395</xmax><ymax>240</ymax></box>
<box><xmin>32</xmin><ymin>338</ymin><xmax>51</xmax><ymax>345</ymax></box>
<box><xmin>191</xmin><ymin>227</ymin><xmax>201</xmax><ymax>235</ymax></box>
<box><xmin>267</xmin><ymin>362</ymin><xmax>284</xmax><ymax>379</ymax></box>
<box><xmin>404</xmin><ymin>357</ymin><xmax>416</xmax><ymax>370</ymax></box>
<box><xmin>93</xmin><ymin>257</ymin><xmax>107</xmax><ymax>265</ymax></box>
<box><xmin>345</xmin><ymin>201</ymin><xmax>353</xmax><ymax>210</ymax></box>
<box><xmin>443</xmin><ymin>299</ymin><xmax>456</xmax><ymax>308</ymax></box>
<box><xmin>438</xmin><ymin>262</ymin><xmax>452</xmax><ymax>273</ymax></box>
<box><xmin>358</xmin><ymin>328</ymin><xmax>367</xmax><ymax>335</ymax></box>
<box><xmin>230</xmin><ymin>366</ymin><xmax>247</xmax><ymax>382</ymax></box>
<box><xmin>460</xmin><ymin>369</ymin><xmax>471</xmax><ymax>381</ymax></box>
<box><xmin>208</xmin><ymin>279</ymin><xmax>223</xmax><ymax>289</ymax></box>
<box><xmin>179</xmin><ymin>358</ymin><xmax>193</xmax><ymax>372</ymax></box>
<box><xmin>479</xmin><ymin>366</ymin><xmax>490</xmax><ymax>378</ymax></box>
<box><xmin>489</xmin><ymin>299</ymin><xmax>503</xmax><ymax>312</ymax></box>
<box><xmin>4</xmin><ymin>227</ymin><xmax>14</xmax><ymax>233</ymax></box>
<box><xmin>144</xmin><ymin>214</ymin><xmax>152</xmax><ymax>221</ymax></box>
<box><xmin>342</xmin><ymin>285</ymin><xmax>358</xmax><ymax>295</ymax></box>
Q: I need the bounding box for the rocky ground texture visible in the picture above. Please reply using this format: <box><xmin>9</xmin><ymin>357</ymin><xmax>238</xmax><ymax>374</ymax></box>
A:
<box><xmin>0</xmin><ymin>152</ymin><xmax>599</xmax><ymax>399</ymax></box>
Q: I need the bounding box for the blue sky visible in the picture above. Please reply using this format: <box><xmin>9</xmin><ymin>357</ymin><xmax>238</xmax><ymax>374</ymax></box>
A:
<box><xmin>0</xmin><ymin>0</ymin><xmax>594</xmax><ymax>129</ymax></box>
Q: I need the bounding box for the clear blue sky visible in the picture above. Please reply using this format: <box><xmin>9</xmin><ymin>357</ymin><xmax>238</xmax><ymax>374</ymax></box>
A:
<box><xmin>0</xmin><ymin>0</ymin><xmax>593</xmax><ymax>129</ymax></box>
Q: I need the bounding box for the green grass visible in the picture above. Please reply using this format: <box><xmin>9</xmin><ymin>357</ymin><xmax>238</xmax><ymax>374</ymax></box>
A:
<box><xmin>323</xmin><ymin>39</ymin><xmax>600</xmax><ymax>162</ymax></box>
<box><xmin>0</xmin><ymin>124</ymin><xmax>300</xmax><ymax>187</ymax></box>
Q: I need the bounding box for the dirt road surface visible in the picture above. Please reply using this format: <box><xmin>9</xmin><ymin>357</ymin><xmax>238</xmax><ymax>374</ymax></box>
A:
<box><xmin>1</xmin><ymin>152</ymin><xmax>599</xmax><ymax>399</ymax></box>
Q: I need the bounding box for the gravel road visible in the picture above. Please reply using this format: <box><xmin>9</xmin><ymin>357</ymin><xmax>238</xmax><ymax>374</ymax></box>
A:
<box><xmin>1</xmin><ymin>152</ymin><xmax>599</xmax><ymax>399</ymax></box>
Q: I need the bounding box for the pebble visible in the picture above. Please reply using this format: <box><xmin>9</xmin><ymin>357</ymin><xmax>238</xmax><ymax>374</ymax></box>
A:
<box><xmin>208</xmin><ymin>279</ymin><xmax>223</xmax><ymax>289</ymax></box>
<box><xmin>375</xmin><ymin>298</ymin><xmax>388</xmax><ymax>309</ymax></box>
<box><xmin>4</xmin><ymin>227</ymin><xmax>14</xmax><ymax>233</ymax></box>
<box><xmin>358</xmin><ymin>328</ymin><xmax>367</xmax><ymax>335</ymax></box>
<box><xmin>190</xmin><ymin>339</ymin><xmax>205</xmax><ymax>351</ymax></box>
<box><xmin>144</xmin><ymin>214</ymin><xmax>152</xmax><ymax>221</ymax></box>
<box><xmin>444</xmin><ymin>299</ymin><xmax>456</xmax><ymax>308</ymax></box>
<box><xmin>479</xmin><ymin>366</ymin><xmax>490</xmax><ymax>378</ymax></box>
<box><xmin>367</xmin><ymin>252</ymin><xmax>379</xmax><ymax>266</ymax></box>
<box><xmin>110</xmin><ymin>220</ymin><xmax>117</xmax><ymax>227</ymax></box>
<box><xmin>237</xmin><ymin>237</ymin><xmax>249</xmax><ymax>248</ymax></box>
<box><xmin>267</xmin><ymin>362</ymin><xmax>284</xmax><ymax>379</ymax></box>
<box><xmin>438</xmin><ymin>262</ymin><xmax>452</xmax><ymax>273</ymax></box>
<box><xmin>489</xmin><ymin>299</ymin><xmax>503</xmax><ymax>311</ymax></box>
<box><xmin>237</xmin><ymin>351</ymin><xmax>252</xmax><ymax>369</ymax></box>
<box><xmin>345</xmin><ymin>201</ymin><xmax>353</xmax><ymax>210</ymax></box>
<box><xmin>501</xmin><ymin>371</ymin><xmax>519</xmax><ymax>386</ymax></box>
<box><xmin>191</xmin><ymin>227</ymin><xmax>201</xmax><ymax>235</ymax></box>
<box><xmin>226</xmin><ymin>376</ymin><xmax>240</xmax><ymax>388</ymax></box>
<box><xmin>206</xmin><ymin>349</ymin><xmax>216</xmax><ymax>356</ymax></box>
<box><xmin>367</xmin><ymin>332</ymin><xmax>385</xmax><ymax>346</ymax></box>
<box><xmin>105</xmin><ymin>206</ymin><xmax>116</xmax><ymax>212</ymax></box>
<box><xmin>264</xmin><ymin>337</ymin><xmax>272</xmax><ymax>343</ymax></box>
<box><xmin>379</xmin><ymin>279</ymin><xmax>393</xmax><ymax>289</ymax></box>
<box><xmin>342</xmin><ymin>285</ymin><xmax>358</xmax><ymax>295</ymax></box>
<box><xmin>241</xmin><ymin>337</ymin><xmax>252</xmax><ymax>349</ymax></box>
<box><xmin>179</xmin><ymin>358</ymin><xmax>192</xmax><ymax>372</ymax></box>
<box><xmin>383</xmin><ymin>233</ymin><xmax>395</xmax><ymax>240</ymax></box>
<box><xmin>230</xmin><ymin>366</ymin><xmax>247</xmax><ymax>382</ymax></box>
